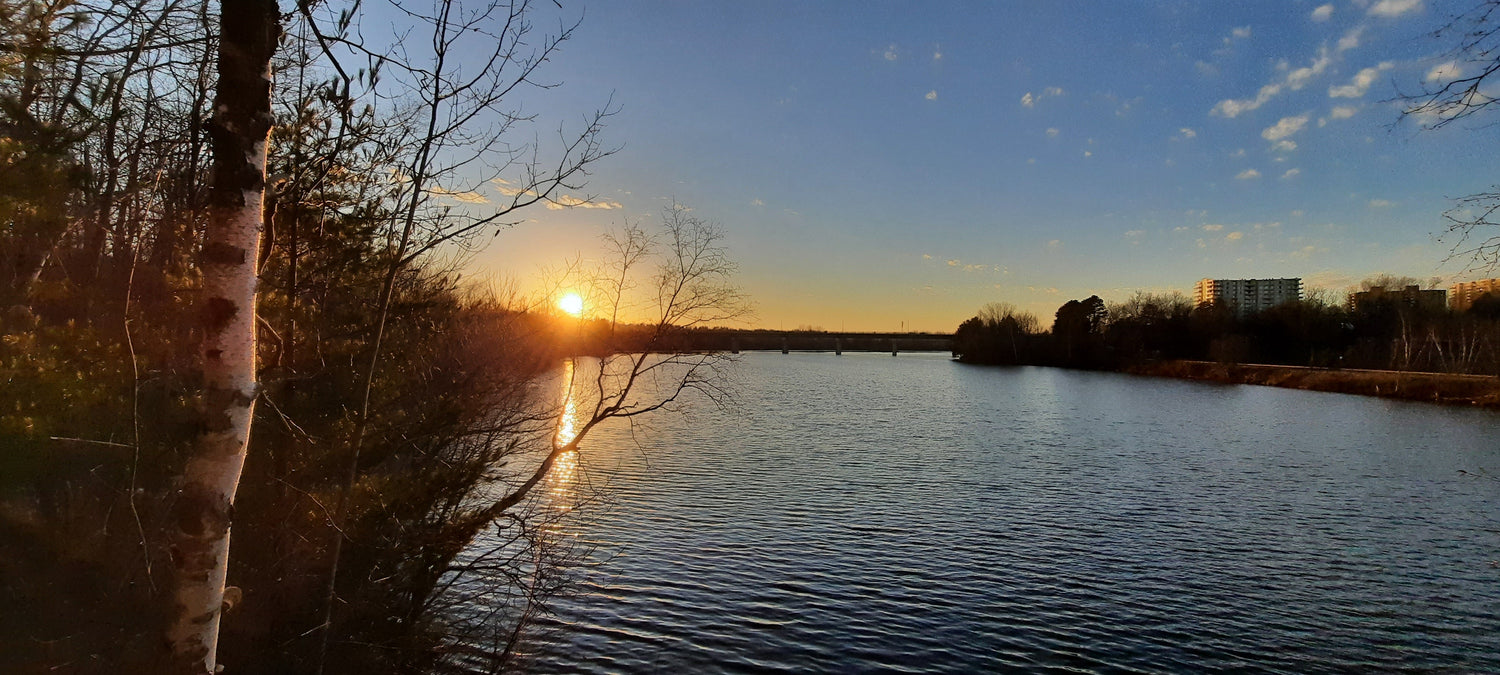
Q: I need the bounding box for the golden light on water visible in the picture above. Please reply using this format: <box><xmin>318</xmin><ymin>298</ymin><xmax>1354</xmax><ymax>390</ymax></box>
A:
<box><xmin>558</xmin><ymin>291</ymin><xmax>584</xmax><ymax>317</ymax></box>
<box><xmin>548</xmin><ymin>359</ymin><xmax>582</xmax><ymax>510</ymax></box>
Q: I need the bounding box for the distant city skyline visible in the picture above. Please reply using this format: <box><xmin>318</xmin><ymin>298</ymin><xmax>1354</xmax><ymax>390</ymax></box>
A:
<box><xmin>421</xmin><ymin>0</ymin><xmax>1500</xmax><ymax>331</ymax></box>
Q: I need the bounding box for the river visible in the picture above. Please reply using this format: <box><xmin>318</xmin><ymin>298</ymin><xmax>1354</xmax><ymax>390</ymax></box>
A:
<box><xmin>492</xmin><ymin>352</ymin><xmax>1500</xmax><ymax>673</ymax></box>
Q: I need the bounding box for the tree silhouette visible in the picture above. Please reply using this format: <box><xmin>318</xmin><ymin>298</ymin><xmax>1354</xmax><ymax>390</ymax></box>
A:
<box><xmin>1403</xmin><ymin>1</ymin><xmax>1500</xmax><ymax>270</ymax></box>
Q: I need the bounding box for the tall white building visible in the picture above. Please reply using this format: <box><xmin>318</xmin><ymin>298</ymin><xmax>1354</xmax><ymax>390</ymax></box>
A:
<box><xmin>1194</xmin><ymin>278</ymin><xmax>1303</xmax><ymax>317</ymax></box>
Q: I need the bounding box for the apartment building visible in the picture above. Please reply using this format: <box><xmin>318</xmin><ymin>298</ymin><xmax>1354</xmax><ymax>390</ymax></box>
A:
<box><xmin>1193</xmin><ymin>278</ymin><xmax>1303</xmax><ymax>317</ymax></box>
<box><xmin>1347</xmin><ymin>285</ymin><xmax>1447</xmax><ymax>312</ymax></box>
<box><xmin>1449</xmin><ymin>278</ymin><xmax>1500</xmax><ymax>311</ymax></box>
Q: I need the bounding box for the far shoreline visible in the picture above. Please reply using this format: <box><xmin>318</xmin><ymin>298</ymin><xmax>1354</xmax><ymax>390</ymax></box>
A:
<box><xmin>1124</xmin><ymin>360</ymin><xmax>1500</xmax><ymax>410</ymax></box>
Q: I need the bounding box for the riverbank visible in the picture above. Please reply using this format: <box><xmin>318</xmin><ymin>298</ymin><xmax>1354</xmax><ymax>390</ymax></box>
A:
<box><xmin>1128</xmin><ymin>360</ymin><xmax>1500</xmax><ymax>409</ymax></box>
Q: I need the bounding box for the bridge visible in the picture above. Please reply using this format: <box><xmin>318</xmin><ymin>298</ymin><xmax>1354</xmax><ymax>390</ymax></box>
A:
<box><xmin>709</xmin><ymin>331</ymin><xmax>953</xmax><ymax>354</ymax></box>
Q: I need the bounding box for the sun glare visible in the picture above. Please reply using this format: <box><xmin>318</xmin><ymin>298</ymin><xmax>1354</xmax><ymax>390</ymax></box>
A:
<box><xmin>558</xmin><ymin>291</ymin><xmax>584</xmax><ymax>317</ymax></box>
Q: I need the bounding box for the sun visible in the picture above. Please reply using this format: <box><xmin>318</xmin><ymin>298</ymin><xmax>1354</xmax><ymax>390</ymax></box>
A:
<box><xmin>558</xmin><ymin>291</ymin><xmax>584</xmax><ymax>317</ymax></box>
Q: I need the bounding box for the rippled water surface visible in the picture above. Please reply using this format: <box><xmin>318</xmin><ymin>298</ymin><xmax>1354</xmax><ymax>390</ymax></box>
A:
<box><xmin>510</xmin><ymin>353</ymin><xmax>1500</xmax><ymax>673</ymax></box>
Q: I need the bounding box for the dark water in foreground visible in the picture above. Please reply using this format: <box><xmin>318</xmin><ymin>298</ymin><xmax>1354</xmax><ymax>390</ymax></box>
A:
<box><xmin>506</xmin><ymin>353</ymin><xmax>1500</xmax><ymax>673</ymax></box>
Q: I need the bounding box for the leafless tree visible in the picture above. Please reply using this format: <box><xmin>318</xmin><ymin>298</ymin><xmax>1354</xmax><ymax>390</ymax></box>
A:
<box><xmin>1402</xmin><ymin>1</ymin><xmax>1500</xmax><ymax>271</ymax></box>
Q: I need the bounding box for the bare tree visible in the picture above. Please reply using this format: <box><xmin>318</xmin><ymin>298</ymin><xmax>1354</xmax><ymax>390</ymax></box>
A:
<box><xmin>424</xmin><ymin>204</ymin><xmax>748</xmax><ymax>670</ymax></box>
<box><xmin>1402</xmin><ymin>1</ymin><xmax>1500</xmax><ymax>271</ymax></box>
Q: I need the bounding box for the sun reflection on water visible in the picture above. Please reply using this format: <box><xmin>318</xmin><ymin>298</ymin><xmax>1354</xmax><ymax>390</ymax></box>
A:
<box><xmin>547</xmin><ymin>359</ymin><xmax>581</xmax><ymax>511</ymax></box>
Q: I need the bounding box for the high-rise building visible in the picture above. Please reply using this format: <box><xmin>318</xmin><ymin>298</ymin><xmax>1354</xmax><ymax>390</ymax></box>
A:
<box><xmin>1194</xmin><ymin>278</ymin><xmax>1303</xmax><ymax>317</ymax></box>
<box><xmin>1449</xmin><ymin>278</ymin><xmax>1500</xmax><ymax>311</ymax></box>
<box><xmin>1347</xmin><ymin>285</ymin><xmax>1447</xmax><ymax>312</ymax></box>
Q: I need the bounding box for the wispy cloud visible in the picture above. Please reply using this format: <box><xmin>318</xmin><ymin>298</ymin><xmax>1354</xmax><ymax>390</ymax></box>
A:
<box><xmin>1262</xmin><ymin>114</ymin><xmax>1309</xmax><ymax>151</ymax></box>
<box><xmin>1045</xmin><ymin>127</ymin><xmax>1060</xmax><ymax>138</ymax></box>
<box><xmin>1021</xmin><ymin>86</ymin><xmax>1064</xmax><ymax>108</ymax></box>
<box><xmin>883</xmin><ymin>44</ymin><xmax>899</xmax><ymax>61</ymax></box>
<box><xmin>925</xmin><ymin>90</ymin><xmax>938</xmax><ymax>101</ymax></box>
<box><xmin>545</xmin><ymin>194</ymin><xmax>622</xmax><ymax>210</ymax></box>
<box><xmin>1329</xmin><ymin>61</ymin><xmax>1393</xmax><ymax>98</ymax></box>
<box><xmin>1369</xmin><ymin>0</ymin><xmax>1423</xmax><ymax>18</ymax></box>
<box><xmin>1236</xmin><ymin>168</ymin><xmax>1262</xmax><ymax>180</ymax></box>
<box><xmin>1203</xmin><ymin>224</ymin><xmax>1225</xmax><ymax>231</ymax></box>
<box><xmin>1226</xmin><ymin>231</ymin><xmax>1245</xmax><ymax>241</ymax></box>
<box><xmin>430</xmin><ymin>185</ymin><xmax>490</xmax><ymax>204</ymax></box>
<box><xmin>1337</xmin><ymin>26</ymin><xmax>1364</xmax><ymax>52</ymax></box>
<box><xmin>1329</xmin><ymin>105</ymin><xmax>1359</xmax><ymax>120</ymax></box>
<box><xmin>1426</xmin><ymin>60</ymin><xmax>1463</xmax><ymax>83</ymax></box>
<box><xmin>1368</xmin><ymin>198</ymin><xmax>1397</xmax><ymax>208</ymax></box>
<box><xmin>1211</xmin><ymin>27</ymin><xmax>1361</xmax><ymax>118</ymax></box>
<box><xmin>1311</xmin><ymin>4</ymin><xmax>1334</xmax><ymax>21</ymax></box>
<box><xmin>1173</xmin><ymin>127</ymin><xmax>1197</xmax><ymax>141</ymax></box>
<box><xmin>1282</xmin><ymin>168</ymin><xmax>1301</xmax><ymax>179</ymax></box>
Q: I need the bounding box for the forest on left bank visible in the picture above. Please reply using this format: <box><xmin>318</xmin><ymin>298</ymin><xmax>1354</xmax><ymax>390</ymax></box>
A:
<box><xmin>0</xmin><ymin>1</ymin><xmax>744</xmax><ymax>673</ymax></box>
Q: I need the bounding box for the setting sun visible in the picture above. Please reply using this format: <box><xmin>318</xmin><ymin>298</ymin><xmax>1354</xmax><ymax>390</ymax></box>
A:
<box><xmin>558</xmin><ymin>291</ymin><xmax>584</xmax><ymax>317</ymax></box>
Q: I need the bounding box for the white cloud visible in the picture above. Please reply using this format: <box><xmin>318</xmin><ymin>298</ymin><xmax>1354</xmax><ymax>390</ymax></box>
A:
<box><xmin>1337</xmin><ymin>26</ymin><xmax>1364</xmax><ymax>52</ymax></box>
<box><xmin>1329</xmin><ymin>61</ymin><xmax>1393</xmax><ymax>98</ymax></box>
<box><xmin>750</xmin><ymin>198</ymin><xmax>765</xmax><ymax>207</ymax></box>
<box><xmin>1273</xmin><ymin>139</ymin><xmax>1299</xmax><ymax>152</ymax></box>
<box><xmin>1262</xmin><ymin>114</ymin><xmax>1310</xmax><ymax>142</ymax></box>
<box><xmin>1312</xmin><ymin>4</ymin><xmax>1334</xmax><ymax>21</ymax></box>
<box><xmin>1282</xmin><ymin>168</ymin><xmax>1301</xmax><ymax>179</ymax></box>
<box><xmin>1046</xmin><ymin>239</ymin><xmax>1062</xmax><ymax>249</ymax></box>
<box><xmin>1227</xmin><ymin>231</ymin><xmax>1245</xmax><ymax>241</ymax></box>
<box><xmin>1330</xmin><ymin>105</ymin><xmax>1359</xmax><ymax>119</ymax></box>
<box><xmin>545</xmin><ymin>195</ymin><xmax>622</xmax><ymax>210</ymax></box>
<box><xmin>1369</xmin><ymin>0</ymin><xmax>1423</xmax><ymax>18</ymax></box>
<box><xmin>1046</xmin><ymin>127</ymin><xmax>1060</xmax><ymax>138</ymax></box>
<box><xmin>1286</xmin><ymin>49</ymin><xmax>1333</xmax><ymax>89</ymax></box>
<box><xmin>925</xmin><ymin>90</ymin><xmax>938</xmax><ymax>101</ymax></box>
<box><xmin>1203</xmin><ymin>224</ymin><xmax>1225</xmax><ymax>231</ymax></box>
<box><xmin>1232</xmin><ymin>26</ymin><xmax>1252</xmax><ymax>39</ymax></box>
<box><xmin>1175</xmin><ymin>127</ymin><xmax>1197</xmax><ymax>140</ymax></box>
<box><xmin>494</xmin><ymin>182</ymin><xmax>539</xmax><ymax>198</ymax></box>
<box><xmin>430</xmin><ymin>185</ymin><xmax>490</xmax><ymax>204</ymax></box>
<box><xmin>1229</xmin><ymin>148</ymin><xmax>1247</xmax><ymax>158</ymax></box>
<box><xmin>1369</xmin><ymin>198</ymin><xmax>1397</xmax><ymax>208</ymax></box>
<box><xmin>1426</xmin><ymin>60</ymin><xmax>1463</xmax><ymax>83</ymax></box>
<box><xmin>1212</xmin><ymin>49</ymin><xmax>1333</xmax><ymax>117</ymax></box>
<box><xmin>1125</xmin><ymin>229</ymin><xmax>1145</xmax><ymax>237</ymax></box>
<box><xmin>1236</xmin><ymin>168</ymin><xmax>1262</xmax><ymax>180</ymax></box>
<box><xmin>1021</xmin><ymin>87</ymin><xmax>1064</xmax><ymax>108</ymax></box>
<box><xmin>883</xmin><ymin>44</ymin><xmax>899</xmax><ymax>61</ymax></box>
<box><xmin>933</xmin><ymin>46</ymin><xmax>942</xmax><ymax>60</ymax></box>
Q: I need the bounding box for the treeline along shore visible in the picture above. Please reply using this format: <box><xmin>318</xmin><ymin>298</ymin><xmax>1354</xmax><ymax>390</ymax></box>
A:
<box><xmin>559</xmin><ymin>325</ymin><xmax>953</xmax><ymax>354</ymax></box>
<box><xmin>952</xmin><ymin>292</ymin><xmax>1500</xmax><ymax>409</ymax></box>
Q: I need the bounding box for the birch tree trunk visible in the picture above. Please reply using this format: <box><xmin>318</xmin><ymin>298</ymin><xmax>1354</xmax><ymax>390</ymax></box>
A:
<box><xmin>167</xmin><ymin>1</ymin><xmax>281</xmax><ymax>671</ymax></box>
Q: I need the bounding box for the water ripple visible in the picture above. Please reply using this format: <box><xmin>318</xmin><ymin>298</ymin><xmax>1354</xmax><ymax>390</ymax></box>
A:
<box><xmin>465</xmin><ymin>354</ymin><xmax>1500</xmax><ymax>674</ymax></box>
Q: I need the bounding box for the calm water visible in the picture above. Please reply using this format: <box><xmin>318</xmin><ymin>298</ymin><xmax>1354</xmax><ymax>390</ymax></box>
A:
<box><xmin>505</xmin><ymin>353</ymin><xmax>1500</xmax><ymax>673</ymax></box>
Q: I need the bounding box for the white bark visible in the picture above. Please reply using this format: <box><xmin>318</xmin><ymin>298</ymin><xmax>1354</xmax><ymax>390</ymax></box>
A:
<box><xmin>167</xmin><ymin>0</ymin><xmax>279</xmax><ymax>669</ymax></box>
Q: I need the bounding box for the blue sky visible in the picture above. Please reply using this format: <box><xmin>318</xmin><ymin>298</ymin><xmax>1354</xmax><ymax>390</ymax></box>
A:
<box><xmin>442</xmin><ymin>0</ymin><xmax>1500</xmax><ymax>331</ymax></box>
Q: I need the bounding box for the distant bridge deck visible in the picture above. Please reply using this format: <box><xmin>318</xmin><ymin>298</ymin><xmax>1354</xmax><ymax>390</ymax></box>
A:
<box><xmin>715</xmin><ymin>331</ymin><xmax>953</xmax><ymax>354</ymax></box>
